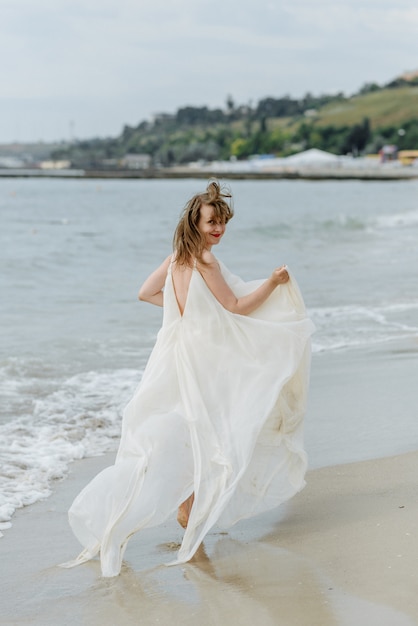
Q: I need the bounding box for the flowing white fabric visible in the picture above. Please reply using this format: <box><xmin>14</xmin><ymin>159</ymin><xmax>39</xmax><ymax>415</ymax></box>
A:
<box><xmin>62</xmin><ymin>260</ymin><xmax>315</xmax><ymax>577</ymax></box>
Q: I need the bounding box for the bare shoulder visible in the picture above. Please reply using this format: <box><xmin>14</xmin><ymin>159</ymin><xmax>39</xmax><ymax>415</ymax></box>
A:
<box><xmin>152</xmin><ymin>254</ymin><xmax>172</xmax><ymax>276</ymax></box>
<box><xmin>198</xmin><ymin>250</ymin><xmax>221</xmax><ymax>273</ymax></box>
<box><xmin>160</xmin><ymin>254</ymin><xmax>172</xmax><ymax>269</ymax></box>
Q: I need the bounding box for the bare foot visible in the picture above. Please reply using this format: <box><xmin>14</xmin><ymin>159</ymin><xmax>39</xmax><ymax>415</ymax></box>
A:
<box><xmin>177</xmin><ymin>493</ymin><xmax>194</xmax><ymax>528</ymax></box>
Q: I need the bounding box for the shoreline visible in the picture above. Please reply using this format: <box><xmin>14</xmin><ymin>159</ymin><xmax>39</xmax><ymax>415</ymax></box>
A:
<box><xmin>1</xmin><ymin>449</ymin><xmax>417</xmax><ymax>625</ymax></box>
<box><xmin>1</xmin><ymin>166</ymin><xmax>418</xmax><ymax>180</ymax></box>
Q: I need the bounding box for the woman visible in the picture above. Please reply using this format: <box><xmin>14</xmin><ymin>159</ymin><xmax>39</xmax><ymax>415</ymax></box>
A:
<box><xmin>62</xmin><ymin>181</ymin><xmax>314</xmax><ymax>577</ymax></box>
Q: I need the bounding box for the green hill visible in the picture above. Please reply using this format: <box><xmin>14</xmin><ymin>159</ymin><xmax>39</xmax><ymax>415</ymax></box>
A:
<box><xmin>52</xmin><ymin>78</ymin><xmax>418</xmax><ymax>167</ymax></box>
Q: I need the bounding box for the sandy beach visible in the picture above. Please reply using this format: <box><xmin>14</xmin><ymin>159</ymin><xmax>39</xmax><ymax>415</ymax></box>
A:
<box><xmin>1</xmin><ymin>346</ymin><xmax>418</xmax><ymax>626</ymax></box>
<box><xmin>1</xmin><ymin>450</ymin><xmax>417</xmax><ymax>625</ymax></box>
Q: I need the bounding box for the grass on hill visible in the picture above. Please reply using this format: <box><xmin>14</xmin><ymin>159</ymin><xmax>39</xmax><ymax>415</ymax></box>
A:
<box><xmin>315</xmin><ymin>87</ymin><xmax>418</xmax><ymax>129</ymax></box>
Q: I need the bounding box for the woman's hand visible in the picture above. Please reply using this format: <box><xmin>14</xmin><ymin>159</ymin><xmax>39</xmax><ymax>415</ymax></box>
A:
<box><xmin>270</xmin><ymin>265</ymin><xmax>289</xmax><ymax>286</ymax></box>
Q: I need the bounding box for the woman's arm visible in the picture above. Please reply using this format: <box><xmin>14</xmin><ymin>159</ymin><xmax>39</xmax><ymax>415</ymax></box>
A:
<box><xmin>138</xmin><ymin>255</ymin><xmax>171</xmax><ymax>307</ymax></box>
<box><xmin>198</xmin><ymin>252</ymin><xmax>289</xmax><ymax>315</ymax></box>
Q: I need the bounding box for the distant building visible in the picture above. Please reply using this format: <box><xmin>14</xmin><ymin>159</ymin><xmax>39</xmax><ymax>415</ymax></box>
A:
<box><xmin>40</xmin><ymin>160</ymin><xmax>71</xmax><ymax>169</ymax></box>
<box><xmin>283</xmin><ymin>148</ymin><xmax>340</xmax><ymax>167</ymax></box>
<box><xmin>0</xmin><ymin>156</ymin><xmax>25</xmax><ymax>168</ymax></box>
<box><xmin>398</xmin><ymin>150</ymin><xmax>418</xmax><ymax>165</ymax></box>
<box><xmin>400</xmin><ymin>69</ymin><xmax>418</xmax><ymax>82</ymax></box>
<box><xmin>120</xmin><ymin>154</ymin><xmax>152</xmax><ymax>169</ymax></box>
<box><xmin>379</xmin><ymin>145</ymin><xmax>398</xmax><ymax>163</ymax></box>
<box><xmin>101</xmin><ymin>159</ymin><xmax>119</xmax><ymax>169</ymax></box>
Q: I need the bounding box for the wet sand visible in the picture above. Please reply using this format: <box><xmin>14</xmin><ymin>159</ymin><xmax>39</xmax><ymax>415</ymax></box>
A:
<box><xmin>1</xmin><ymin>450</ymin><xmax>417</xmax><ymax>625</ymax></box>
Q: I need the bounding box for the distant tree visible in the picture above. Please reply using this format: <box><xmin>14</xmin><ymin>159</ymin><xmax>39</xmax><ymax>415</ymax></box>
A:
<box><xmin>121</xmin><ymin>125</ymin><xmax>135</xmax><ymax>140</ymax></box>
<box><xmin>175</xmin><ymin>106</ymin><xmax>225</xmax><ymax>126</ymax></box>
<box><xmin>230</xmin><ymin>137</ymin><xmax>251</xmax><ymax>159</ymax></box>
<box><xmin>384</xmin><ymin>77</ymin><xmax>415</xmax><ymax>89</ymax></box>
<box><xmin>255</xmin><ymin>96</ymin><xmax>301</xmax><ymax>119</ymax></box>
<box><xmin>177</xmin><ymin>139</ymin><xmax>220</xmax><ymax>163</ymax></box>
<box><xmin>293</xmin><ymin>122</ymin><xmax>313</xmax><ymax>145</ymax></box>
<box><xmin>358</xmin><ymin>82</ymin><xmax>381</xmax><ymax>95</ymax></box>
<box><xmin>264</xmin><ymin>127</ymin><xmax>288</xmax><ymax>153</ymax></box>
<box><xmin>364</xmin><ymin>134</ymin><xmax>386</xmax><ymax>154</ymax></box>
<box><xmin>394</xmin><ymin>119</ymin><xmax>418</xmax><ymax>149</ymax></box>
<box><xmin>226</xmin><ymin>94</ymin><xmax>235</xmax><ymax>114</ymax></box>
<box><xmin>341</xmin><ymin>118</ymin><xmax>371</xmax><ymax>155</ymax></box>
<box><xmin>259</xmin><ymin>116</ymin><xmax>267</xmax><ymax>134</ymax></box>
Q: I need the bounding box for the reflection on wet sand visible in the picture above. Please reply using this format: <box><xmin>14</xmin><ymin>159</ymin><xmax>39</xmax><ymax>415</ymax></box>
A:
<box><xmin>73</xmin><ymin>537</ymin><xmax>414</xmax><ymax>626</ymax></box>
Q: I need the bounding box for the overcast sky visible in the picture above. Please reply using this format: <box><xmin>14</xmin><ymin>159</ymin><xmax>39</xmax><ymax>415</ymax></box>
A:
<box><xmin>1</xmin><ymin>0</ymin><xmax>418</xmax><ymax>143</ymax></box>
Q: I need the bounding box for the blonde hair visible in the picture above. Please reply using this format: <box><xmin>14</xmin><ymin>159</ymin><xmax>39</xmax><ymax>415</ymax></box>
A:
<box><xmin>173</xmin><ymin>180</ymin><xmax>233</xmax><ymax>266</ymax></box>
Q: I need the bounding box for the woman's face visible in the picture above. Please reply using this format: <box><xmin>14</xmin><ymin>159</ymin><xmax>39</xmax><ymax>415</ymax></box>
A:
<box><xmin>197</xmin><ymin>203</ymin><xmax>226</xmax><ymax>249</ymax></box>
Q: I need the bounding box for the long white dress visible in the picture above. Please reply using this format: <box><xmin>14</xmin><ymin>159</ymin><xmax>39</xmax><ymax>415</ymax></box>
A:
<box><xmin>63</xmin><ymin>259</ymin><xmax>315</xmax><ymax>577</ymax></box>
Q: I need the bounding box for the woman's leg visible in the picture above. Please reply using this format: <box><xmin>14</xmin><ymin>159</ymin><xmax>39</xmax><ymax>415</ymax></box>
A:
<box><xmin>177</xmin><ymin>492</ymin><xmax>194</xmax><ymax>528</ymax></box>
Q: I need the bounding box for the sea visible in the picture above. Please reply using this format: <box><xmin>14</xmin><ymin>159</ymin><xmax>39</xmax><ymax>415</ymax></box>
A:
<box><xmin>1</xmin><ymin>177</ymin><xmax>418</xmax><ymax>533</ymax></box>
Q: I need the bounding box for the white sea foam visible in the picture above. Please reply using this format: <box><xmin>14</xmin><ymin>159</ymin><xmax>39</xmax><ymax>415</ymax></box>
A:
<box><xmin>310</xmin><ymin>301</ymin><xmax>418</xmax><ymax>353</ymax></box>
<box><xmin>0</xmin><ymin>366</ymin><xmax>140</xmax><ymax>531</ymax></box>
<box><xmin>373</xmin><ymin>210</ymin><xmax>418</xmax><ymax>230</ymax></box>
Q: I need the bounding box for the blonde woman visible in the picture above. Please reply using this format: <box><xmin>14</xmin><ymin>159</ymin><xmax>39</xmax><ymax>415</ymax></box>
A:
<box><xmin>62</xmin><ymin>181</ymin><xmax>314</xmax><ymax>577</ymax></box>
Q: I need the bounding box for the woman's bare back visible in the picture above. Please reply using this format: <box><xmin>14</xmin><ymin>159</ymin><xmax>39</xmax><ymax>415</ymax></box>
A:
<box><xmin>171</xmin><ymin>262</ymin><xmax>194</xmax><ymax>316</ymax></box>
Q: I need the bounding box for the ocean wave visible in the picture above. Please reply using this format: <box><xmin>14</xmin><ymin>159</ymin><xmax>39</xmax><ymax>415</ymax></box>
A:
<box><xmin>310</xmin><ymin>301</ymin><xmax>418</xmax><ymax>353</ymax></box>
<box><xmin>373</xmin><ymin>210</ymin><xmax>418</xmax><ymax>230</ymax></box>
<box><xmin>243</xmin><ymin>208</ymin><xmax>418</xmax><ymax>242</ymax></box>
<box><xmin>318</xmin><ymin>215</ymin><xmax>367</xmax><ymax>231</ymax></box>
<box><xmin>0</xmin><ymin>366</ymin><xmax>140</xmax><ymax>533</ymax></box>
<box><xmin>242</xmin><ymin>214</ymin><xmax>368</xmax><ymax>240</ymax></box>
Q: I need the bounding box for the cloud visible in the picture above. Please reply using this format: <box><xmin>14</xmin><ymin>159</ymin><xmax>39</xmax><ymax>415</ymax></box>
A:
<box><xmin>1</xmin><ymin>0</ymin><xmax>418</xmax><ymax>141</ymax></box>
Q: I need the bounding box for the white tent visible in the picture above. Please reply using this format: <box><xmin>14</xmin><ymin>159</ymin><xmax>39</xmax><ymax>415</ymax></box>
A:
<box><xmin>283</xmin><ymin>148</ymin><xmax>340</xmax><ymax>166</ymax></box>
